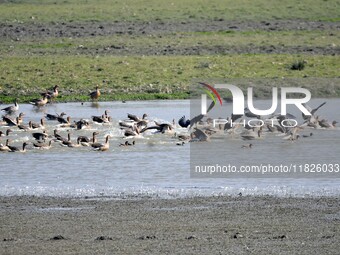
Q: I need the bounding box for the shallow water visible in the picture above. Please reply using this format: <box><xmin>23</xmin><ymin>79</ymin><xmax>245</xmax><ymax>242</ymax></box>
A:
<box><xmin>0</xmin><ymin>99</ymin><xmax>339</xmax><ymax>198</ymax></box>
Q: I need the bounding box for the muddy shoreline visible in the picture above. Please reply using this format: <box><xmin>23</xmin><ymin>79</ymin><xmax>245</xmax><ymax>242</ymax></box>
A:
<box><xmin>1</xmin><ymin>195</ymin><xmax>339</xmax><ymax>254</ymax></box>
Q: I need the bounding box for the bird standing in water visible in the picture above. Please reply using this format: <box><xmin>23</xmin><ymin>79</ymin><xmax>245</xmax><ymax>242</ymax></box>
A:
<box><xmin>89</xmin><ymin>85</ymin><xmax>101</xmax><ymax>101</ymax></box>
<box><xmin>1</xmin><ymin>99</ymin><xmax>19</xmax><ymax>115</ymax></box>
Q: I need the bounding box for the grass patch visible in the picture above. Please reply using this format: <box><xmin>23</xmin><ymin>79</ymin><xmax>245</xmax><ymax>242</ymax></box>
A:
<box><xmin>0</xmin><ymin>0</ymin><xmax>339</xmax><ymax>23</ymax></box>
<box><xmin>289</xmin><ymin>60</ymin><xmax>306</xmax><ymax>70</ymax></box>
<box><xmin>0</xmin><ymin>54</ymin><xmax>339</xmax><ymax>103</ymax></box>
<box><xmin>0</xmin><ymin>0</ymin><xmax>338</xmax><ymax>103</ymax></box>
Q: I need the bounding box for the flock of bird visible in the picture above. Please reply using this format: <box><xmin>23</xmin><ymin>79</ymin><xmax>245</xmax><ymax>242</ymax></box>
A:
<box><xmin>0</xmin><ymin>85</ymin><xmax>338</xmax><ymax>153</ymax></box>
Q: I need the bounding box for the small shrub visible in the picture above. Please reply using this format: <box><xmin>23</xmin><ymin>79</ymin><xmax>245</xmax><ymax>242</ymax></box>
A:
<box><xmin>289</xmin><ymin>60</ymin><xmax>306</xmax><ymax>71</ymax></box>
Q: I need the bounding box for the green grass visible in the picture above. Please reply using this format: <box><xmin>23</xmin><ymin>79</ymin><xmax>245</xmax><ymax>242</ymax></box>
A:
<box><xmin>0</xmin><ymin>0</ymin><xmax>339</xmax><ymax>102</ymax></box>
<box><xmin>0</xmin><ymin>0</ymin><xmax>339</xmax><ymax>23</ymax></box>
<box><xmin>0</xmin><ymin>54</ymin><xmax>339</xmax><ymax>103</ymax></box>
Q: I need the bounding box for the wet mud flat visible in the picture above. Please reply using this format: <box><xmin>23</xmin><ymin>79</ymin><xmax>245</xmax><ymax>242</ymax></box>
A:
<box><xmin>1</xmin><ymin>195</ymin><xmax>339</xmax><ymax>254</ymax></box>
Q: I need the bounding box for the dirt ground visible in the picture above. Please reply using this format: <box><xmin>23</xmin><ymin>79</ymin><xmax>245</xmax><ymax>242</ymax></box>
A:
<box><xmin>0</xmin><ymin>195</ymin><xmax>339</xmax><ymax>255</ymax></box>
<box><xmin>1</xmin><ymin>20</ymin><xmax>339</xmax><ymax>55</ymax></box>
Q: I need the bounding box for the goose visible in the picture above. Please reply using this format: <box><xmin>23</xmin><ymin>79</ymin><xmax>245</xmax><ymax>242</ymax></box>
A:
<box><xmin>0</xmin><ymin>129</ymin><xmax>12</xmax><ymax>137</ymax></box>
<box><xmin>1</xmin><ymin>99</ymin><xmax>19</xmax><ymax>114</ymax></box>
<box><xmin>241</xmin><ymin>143</ymin><xmax>253</xmax><ymax>148</ymax></box>
<box><xmin>89</xmin><ymin>85</ymin><xmax>101</xmax><ymax>101</ymax></box>
<box><xmin>204</xmin><ymin>127</ymin><xmax>218</xmax><ymax>136</ymax></box>
<box><xmin>57</xmin><ymin>115</ymin><xmax>70</xmax><ymax>124</ymax></box>
<box><xmin>319</xmin><ymin>119</ymin><xmax>337</xmax><ymax>129</ymax></box>
<box><xmin>53</xmin><ymin>129</ymin><xmax>67</xmax><ymax>142</ymax></box>
<box><xmin>2</xmin><ymin>116</ymin><xmax>18</xmax><ymax>126</ymax></box>
<box><xmin>124</xmin><ymin>126</ymin><xmax>141</xmax><ymax>138</ymax></box>
<box><xmin>46</xmin><ymin>112</ymin><xmax>66</xmax><ymax>121</ymax></box>
<box><xmin>45</xmin><ymin>85</ymin><xmax>59</xmax><ymax>102</ymax></box>
<box><xmin>120</xmin><ymin>113</ymin><xmax>148</xmax><ymax>129</ymax></box>
<box><xmin>61</xmin><ymin>133</ymin><xmax>81</xmax><ymax>147</ymax></box>
<box><xmin>119</xmin><ymin>140</ymin><xmax>135</xmax><ymax>147</ymax></box>
<box><xmin>119</xmin><ymin>121</ymin><xmax>134</xmax><ymax>129</ymax></box>
<box><xmin>126</xmin><ymin>113</ymin><xmax>148</xmax><ymax>128</ymax></box>
<box><xmin>60</xmin><ymin>133</ymin><xmax>72</xmax><ymax>146</ymax></box>
<box><xmin>77</xmin><ymin>136</ymin><xmax>90</xmax><ymax>146</ymax></box>
<box><xmin>231</xmin><ymin>113</ymin><xmax>244</xmax><ymax>122</ymax></box>
<box><xmin>136</xmin><ymin>119</ymin><xmax>148</xmax><ymax>129</ymax></box>
<box><xmin>31</xmin><ymin>118</ymin><xmax>45</xmax><ymax>129</ymax></box>
<box><xmin>302</xmin><ymin>132</ymin><xmax>313</xmax><ymax>138</ymax></box>
<box><xmin>119</xmin><ymin>141</ymin><xmax>130</xmax><ymax>147</ymax></box>
<box><xmin>223</xmin><ymin>117</ymin><xmax>233</xmax><ymax>131</ymax></box>
<box><xmin>32</xmin><ymin>130</ymin><xmax>48</xmax><ymax>141</ymax></box>
<box><xmin>241</xmin><ymin>129</ymin><xmax>262</xmax><ymax>140</ymax></box>
<box><xmin>141</xmin><ymin>121</ymin><xmax>174</xmax><ymax>134</ymax></box>
<box><xmin>187</xmin><ymin>114</ymin><xmax>205</xmax><ymax>129</ymax></box>
<box><xmin>92</xmin><ymin>135</ymin><xmax>110</xmax><ymax>151</ymax></box>
<box><xmin>178</xmin><ymin>115</ymin><xmax>190</xmax><ymax>128</ymax></box>
<box><xmin>176</xmin><ymin>141</ymin><xmax>185</xmax><ymax>146</ymax></box>
<box><xmin>33</xmin><ymin>140</ymin><xmax>52</xmax><ymax>150</ymax></box>
<box><xmin>8</xmin><ymin>141</ymin><xmax>29</xmax><ymax>152</ymax></box>
<box><xmin>304</xmin><ymin>115</ymin><xmax>320</xmax><ymax>129</ymax></box>
<box><xmin>77</xmin><ymin>132</ymin><xmax>98</xmax><ymax>146</ymax></box>
<box><xmin>302</xmin><ymin>102</ymin><xmax>326</xmax><ymax>120</ymax></box>
<box><xmin>0</xmin><ymin>139</ymin><xmax>11</xmax><ymax>152</ymax></box>
<box><xmin>17</xmin><ymin>121</ymin><xmax>32</xmax><ymax>131</ymax></box>
<box><xmin>16</xmin><ymin>112</ymin><xmax>25</xmax><ymax>125</ymax></box>
<box><xmin>224</xmin><ymin>120</ymin><xmax>243</xmax><ymax>136</ymax></box>
<box><xmin>275</xmin><ymin>115</ymin><xmax>291</xmax><ymax>134</ymax></box>
<box><xmin>74</xmin><ymin>119</ymin><xmax>90</xmax><ymax>130</ymax></box>
<box><xmin>190</xmin><ymin>128</ymin><xmax>210</xmax><ymax>142</ymax></box>
<box><xmin>29</xmin><ymin>95</ymin><xmax>48</xmax><ymax>107</ymax></box>
<box><xmin>127</xmin><ymin>113</ymin><xmax>148</xmax><ymax>122</ymax></box>
<box><xmin>283</xmin><ymin>134</ymin><xmax>300</xmax><ymax>141</ymax></box>
<box><xmin>244</xmin><ymin>107</ymin><xmax>260</xmax><ymax>119</ymax></box>
<box><xmin>92</xmin><ymin>110</ymin><xmax>110</xmax><ymax>124</ymax></box>
<box><xmin>92</xmin><ymin>114</ymin><xmax>109</xmax><ymax>124</ymax></box>
<box><xmin>266</xmin><ymin>123</ymin><xmax>277</xmax><ymax>133</ymax></box>
<box><xmin>282</xmin><ymin>126</ymin><xmax>302</xmax><ymax>140</ymax></box>
<box><xmin>59</xmin><ymin>116</ymin><xmax>72</xmax><ymax>127</ymax></box>
<box><xmin>173</xmin><ymin>133</ymin><xmax>191</xmax><ymax>141</ymax></box>
<box><xmin>128</xmin><ymin>141</ymin><xmax>135</xmax><ymax>146</ymax></box>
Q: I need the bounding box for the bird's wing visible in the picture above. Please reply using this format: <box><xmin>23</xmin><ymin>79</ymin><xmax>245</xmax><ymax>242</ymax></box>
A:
<box><xmin>311</xmin><ymin>102</ymin><xmax>326</xmax><ymax>115</ymax></box>
<box><xmin>192</xmin><ymin>128</ymin><xmax>209</xmax><ymax>140</ymax></box>
<box><xmin>140</xmin><ymin>126</ymin><xmax>160</xmax><ymax>133</ymax></box>
<box><xmin>188</xmin><ymin>114</ymin><xmax>204</xmax><ymax>129</ymax></box>
<box><xmin>206</xmin><ymin>100</ymin><xmax>215</xmax><ymax>113</ymax></box>
<box><xmin>127</xmin><ymin>113</ymin><xmax>139</xmax><ymax>122</ymax></box>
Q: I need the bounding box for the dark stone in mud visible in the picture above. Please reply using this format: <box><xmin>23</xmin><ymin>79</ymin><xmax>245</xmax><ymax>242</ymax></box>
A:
<box><xmin>273</xmin><ymin>235</ymin><xmax>287</xmax><ymax>239</ymax></box>
<box><xmin>95</xmin><ymin>236</ymin><xmax>113</xmax><ymax>241</ymax></box>
<box><xmin>138</xmin><ymin>235</ymin><xmax>157</xmax><ymax>240</ymax></box>
<box><xmin>3</xmin><ymin>238</ymin><xmax>15</xmax><ymax>242</ymax></box>
<box><xmin>50</xmin><ymin>235</ymin><xmax>66</xmax><ymax>240</ymax></box>
<box><xmin>186</xmin><ymin>235</ymin><xmax>196</xmax><ymax>240</ymax></box>
<box><xmin>322</xmin><ymin>235</ymin><xmax>334</xmax><ymax>239</ymax></box>
<box><xmin>232</xmin><ymin>232</ymin><xmax>243</xmax><ymax>239</ymax></box>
